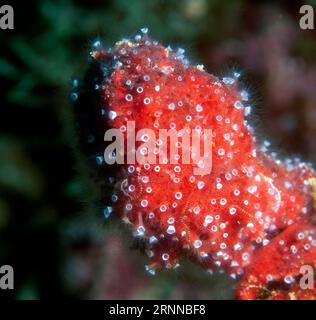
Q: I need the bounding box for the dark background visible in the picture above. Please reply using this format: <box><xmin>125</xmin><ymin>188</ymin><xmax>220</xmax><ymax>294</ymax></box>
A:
<box><xmin>0</xmin><ymin>0</ymin><xmax>316</xmax><ymax>299</ymax></box>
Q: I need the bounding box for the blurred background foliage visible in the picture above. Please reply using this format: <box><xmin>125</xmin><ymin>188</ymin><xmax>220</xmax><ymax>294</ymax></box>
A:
<box><xmin>0</xmin><ymin>0</ymin><xmax>315</xmax><ymax>299</ymax></box>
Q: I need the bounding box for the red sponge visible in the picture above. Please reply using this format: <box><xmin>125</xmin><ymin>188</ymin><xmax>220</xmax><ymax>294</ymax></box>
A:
<box><xmin>88</xmin><ymin>31</ymin><xmax>316</xmax><ymax>299</ymax></box>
